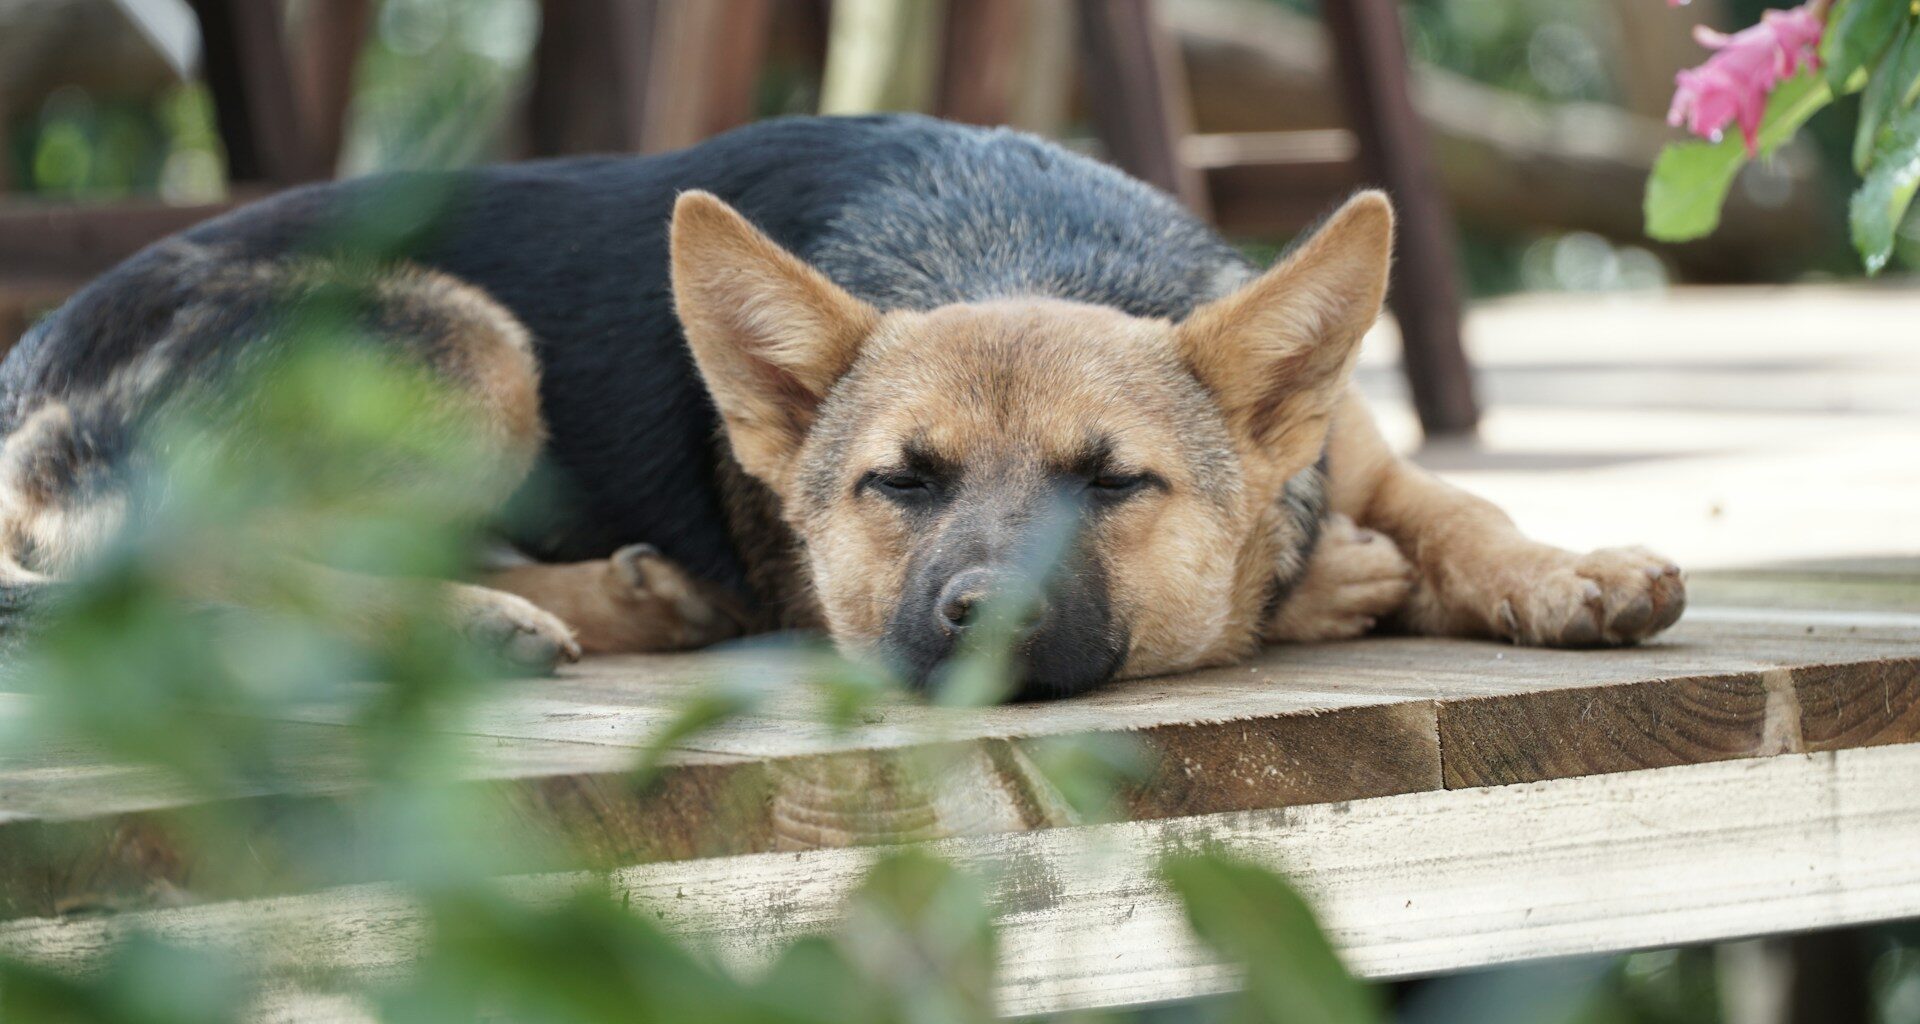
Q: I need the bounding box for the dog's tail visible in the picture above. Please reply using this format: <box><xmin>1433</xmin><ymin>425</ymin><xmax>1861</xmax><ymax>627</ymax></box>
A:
<box><xmin>0</xmin><ymin>396</ymin><xmax>125</xmax><ymax>650</ymax></box>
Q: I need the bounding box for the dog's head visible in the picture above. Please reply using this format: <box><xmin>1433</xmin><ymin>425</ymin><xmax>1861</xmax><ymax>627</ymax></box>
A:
<box><xmin>671</xmin><ymin>190</ymin><xmax>1391</xmax><ymax>698</ymax></box>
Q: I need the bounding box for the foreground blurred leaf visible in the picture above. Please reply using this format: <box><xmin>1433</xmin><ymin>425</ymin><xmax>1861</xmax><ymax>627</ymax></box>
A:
<box><xmin>385</xmin><ymin>889</ymin><xmax>779</xmax><ymax>1024</ymax></box>
<box><xmin>1823</xmin><ymin>0</ymin><xmax>1907</xmax><ymax>92</ymax></box>
<box><xmin>0</xmin><ymin>934</ymin><xmax>250</xmax><ymax>1024</ymax></box>
<box><xmin>1851</xmin><ymin>101</ymin><xmax>1920</xmax><ymax>273</ymax></box>
<box><xmin>823</xmin><ymin>849</ymin><xmax>999</xmax><ymax>1024</ymax></box>
<box><xmin>1163</xmin><ymin>853</ymin><xmax>1380</xmax><ymax>1024</ymax></box>
<box><xmin>1852</xmin><ymin>15</ymin><xmax>1920</xmax><ymax>172</ymax></box>
<box><xmin>1021</xmin><ymin>732</ymin><xmax>1152</xmax><ymax>823</ymax></box>
<box><xmin>1644</xmin><ymin>72</ymin><xmax>1832</xmax><ymax>242</ymax></box>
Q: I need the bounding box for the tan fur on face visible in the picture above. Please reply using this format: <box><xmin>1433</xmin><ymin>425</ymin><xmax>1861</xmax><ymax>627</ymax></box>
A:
<box><xmin>670</xmin><ymin>192</ymin><xmax>1399</xmax><ymax>681</ymax></box>
<box><xmin>793</xmin><ymin>300</ymin><xmax>1253</xmax><ymax>673</ymax></box>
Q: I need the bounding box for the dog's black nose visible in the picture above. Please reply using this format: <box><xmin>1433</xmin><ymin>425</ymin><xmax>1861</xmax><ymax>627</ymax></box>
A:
<box><xmin>935</xmin><ymin>567</ymin><xmax>1046</xmax><ymax>635</ymax></box>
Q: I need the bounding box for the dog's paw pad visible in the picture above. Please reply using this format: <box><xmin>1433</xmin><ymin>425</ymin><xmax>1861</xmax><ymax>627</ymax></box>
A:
<box><xmin>1501</xmin><ymin>547</ymin><xmax>1685</xmax><ymax>647</ymax></box>
<box><xmin>1266</xmin><ymin>515</ymin><xmax>1416</xmax><ymax>642</ymax></box>
<box><xmin>460</xmin><ymin>590</ymin><xmax>582</xmax><ymax>672</ymax></box>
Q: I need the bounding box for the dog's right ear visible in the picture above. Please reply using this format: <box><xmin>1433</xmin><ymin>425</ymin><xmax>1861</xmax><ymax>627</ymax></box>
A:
<box><xmin>670</xmin><ymin>191</ymin><xmax>879</xmax><ymax>486</ymax></box>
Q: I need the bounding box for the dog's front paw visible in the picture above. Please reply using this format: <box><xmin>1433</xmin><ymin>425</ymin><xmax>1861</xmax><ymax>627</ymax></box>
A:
<box><xmin>1265</xmin><ymin>514</ymin><xmax>1416</xmax><ymax>642</ymax></box>
<box><xmin>608</xmin><ymin>543</ymin><xmax>748</xmax><ymax>649</ymax></box>
<box><xmin>451</xmin><ymin>585</ymin><xmax>583</xmax><ymax>672</ymax></box>
<box><xmin>1496</xmin><ymin>546</ymin><xmax>1685</xmax><ymax>647</ymax></box>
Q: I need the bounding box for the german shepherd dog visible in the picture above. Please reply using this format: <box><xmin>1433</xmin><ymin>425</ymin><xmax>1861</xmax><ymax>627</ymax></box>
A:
<box><xmin>0</xmin><ymin>116</ymin><xmax>1684</xmax><ymax>697</ymax></box>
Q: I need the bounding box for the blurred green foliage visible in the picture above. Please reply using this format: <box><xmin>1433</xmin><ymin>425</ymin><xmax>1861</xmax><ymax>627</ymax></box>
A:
<box><xmin>0</xmin><ymin>255</ymin><xmax>1372</xmax><ymax>1022</ymax></box>
<box><xmin>342</xmin><ymin>0</ymin><xmax>539</xmax><ymax>173</ymax></box>
<box><xmin>2</xmin><ymin>3</ymin><xmax>1916</xmax><ymax>1021</ymax></box>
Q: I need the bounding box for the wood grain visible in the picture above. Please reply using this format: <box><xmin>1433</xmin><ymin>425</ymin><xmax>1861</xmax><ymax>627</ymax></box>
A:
<box><xmin>1439</xmin><ymin>657</ymin><xmax>1920</xmax><ymax>787</ymax></box>
<box><xmin>6</xmin><ymin>744</ymin><xmax>1918</xmax><ymax>1020</ymax></box>
<box><xmin>0</xmin><ymin>612</ymin><xmax>1911</xmax><ymax>917</ymax></box>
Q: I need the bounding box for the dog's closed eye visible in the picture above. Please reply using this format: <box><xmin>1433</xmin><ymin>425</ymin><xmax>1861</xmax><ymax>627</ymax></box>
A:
<box><xmin>1083</xmin><ymin>471</ymin><xmax>1165</xmax><ymax>503</ymax></box>
<box><xmin>862</xmin><ymin>470</ymin><xmax>938</xmax><ymax>502</ymax></box>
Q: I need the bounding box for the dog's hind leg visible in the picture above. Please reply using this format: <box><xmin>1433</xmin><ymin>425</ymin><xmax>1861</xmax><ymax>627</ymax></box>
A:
<box><xmin>480</xmin><ymin>544</ymin><xmax>749</xmax><ymax>654</ymax></box>
<box><xmin>1323</xmin><ymin>389</ymin><xmax>1685</xmax><ymax>647</ymax></box>
<box><xmin>0</xmin><ymin>259</ymin><xmax>587</xmax><ymax>671</ymax></box>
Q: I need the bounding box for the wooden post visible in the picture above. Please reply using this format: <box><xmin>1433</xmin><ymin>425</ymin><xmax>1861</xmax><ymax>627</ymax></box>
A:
<box><xmin>1073</xmin><ymin>0</ymin><xmax>1211</xmax><ymax>219</ymax></box>
<box><xmin>188</xmin><ymin>0</ymin><xmax>327</xmax><ymax>184</ymax></box>
<box><xmin>637</xmin><ymin>0</ymin><xmax>773</xmax><ymax>152</ymax></box>
<box><xmin>528</xmin><ymin>0</ymin><xmax>769</xmax><ymax>157</ymax></box>
<box><xmin>1784</xmin><ymin>930</ymin><xmax>1877</xmax><ymax>1024</ymax></box>
<box><xmin>1321</xmin><ymin>0</ymin><xmax>1478</xmax><ymax>437</ymax></box>
<box><xmin>528</xmin><ymin>0</ymin><xmax>654</xmax><ymax>155</ymax></box>
<box><xmin>935</xmin><ymin>0</ymin><xmax>1027</xmax><ymax>125</ymax></box>
<box><xmin>292</xmin><ymin>0</ymin><xmax>373</xmax><ymax>176</ymax></box>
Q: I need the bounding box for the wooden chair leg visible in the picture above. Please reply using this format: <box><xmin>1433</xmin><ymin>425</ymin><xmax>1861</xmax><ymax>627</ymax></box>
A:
<box><xmin>1322</xmin><ymin>0</ymin><xmax>1478</xmax><ymax>437</ymax></box>
<box><xmin>1073</xmin><ymin>0</ymin><xmax>1211</xmax><ymax>219</ymax></box>
<box><xmin>188</xmin><ymin>0</ymin><xmax>327</xmax><ymax>184</ymax></box>
<box><xmin>936</xmin><ymin>0</ymin><xmax>1027</xmax><ymax>126</ymax></box>
<box><xmin>528</xmin><ymin>0</ymin><xmax>768</xmax><ymax>157</ymax></box>
<box><xmin>639</xmin><ymin>0</ymin><xmax>773</xmax><ymax>152</ymax></box>
<box><xmin>1785</xmin><ymin>929</ymin><xmax>1877</xmax><ymax>1024</ymax></box>
<box><xmin>528</xmin><ymin>0</ymin><xmax>652</xmax><ymax>156</ymax></box>
<box><xmin>292</xmin><ymin>0</ymin><xmax>373</xmax><ymax>175</ymax></box>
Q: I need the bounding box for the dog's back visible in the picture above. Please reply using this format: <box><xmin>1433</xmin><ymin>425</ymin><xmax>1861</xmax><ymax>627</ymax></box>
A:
<box><xmin>3</xmin><ymin>115</ymin><xmax>1249</xmax><ymax>604</ymax></box>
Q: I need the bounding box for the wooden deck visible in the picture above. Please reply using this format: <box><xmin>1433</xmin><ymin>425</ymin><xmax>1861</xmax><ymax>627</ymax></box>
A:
<box><xmin>0</xmin><ymin>285</ymin><xmax>1916</xmax><ymax>1017</ymax></box>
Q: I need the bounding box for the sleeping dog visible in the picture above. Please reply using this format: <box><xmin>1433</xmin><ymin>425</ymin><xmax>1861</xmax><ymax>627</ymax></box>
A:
<box><xmin>0</xmin><ymin>115</ymin><xmax>1684</xmax><ymax>697</ymax></box>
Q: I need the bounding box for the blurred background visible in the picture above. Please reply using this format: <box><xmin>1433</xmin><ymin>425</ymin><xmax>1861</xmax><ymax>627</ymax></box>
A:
<box><xmin>0</xmin><ymin>2</ymin><xmax>1916</xmax><ymax>1023</ymax></box>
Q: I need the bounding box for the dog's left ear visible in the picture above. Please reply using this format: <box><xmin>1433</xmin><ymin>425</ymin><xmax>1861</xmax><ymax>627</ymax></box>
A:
<box><xmin>670</xmin><ymin>191</ymin><xmax>880</xmax><ymax>486</ymax></box>
<box><xmin>1176</xmin><ymin>190</ymin><xmax>1393</xmax><ymax>461</ymax></box>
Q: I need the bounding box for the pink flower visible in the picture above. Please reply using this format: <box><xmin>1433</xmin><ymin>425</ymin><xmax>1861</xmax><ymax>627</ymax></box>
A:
<box><xmin>1667</xmin><ymin>5</ymin><xmax>1824</xmax><ymax>154</ymax></box>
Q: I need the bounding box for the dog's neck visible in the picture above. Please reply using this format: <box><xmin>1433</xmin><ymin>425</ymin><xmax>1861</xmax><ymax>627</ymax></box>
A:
<box><xmin>713</xmin><ymin>434</ymin><xmax>822</xmax><ymax>631</ymax></box>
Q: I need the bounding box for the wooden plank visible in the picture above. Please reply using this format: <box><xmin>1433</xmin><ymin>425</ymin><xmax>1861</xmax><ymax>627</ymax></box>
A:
<box><xmin>818</xmin><ymin>0</ymin><xmax>945</xmax><ymax>115</ymax></box>
<box><xmin>1118</xmin><ymin>701</ymin><xmax>1438</xmax><ymax>819</ymax></box>
<box><xmin>0</xmin><ymin>197</ymin><xmax>251</xmax><ymax>281</ymax></box>
<box><xmin>1320</xmin><ymin>0</ymin><xmax>1477</xmax><ymax>437</ymax></box>
<box><xmin>6</xmin><ymin>744</ymin><xmax>1918</xmax><ymax>1019</ymax></box>
<box><xmin>0</xmin><ymin>612</ymin><xmax>1912</xmax><ymax>918</ymax></box>
<box><xmin>1185</xmin><ymin>131</ymin><xmax>1361</xmax><ymax>233</ymax></box>
<box><xmin>1438</xmin><ymin>657</ymin><xmax>1920</xmax><ymax>788</ymax></box>
<box><xmin>527</xmin><ymin>0</ymin><xmax>658</xmax><ymax>156</ymax></box>
<box><xmin>1074</xmin><ymin>0</ymin><xmax>1212</xmax><ymax>217</ymax></box>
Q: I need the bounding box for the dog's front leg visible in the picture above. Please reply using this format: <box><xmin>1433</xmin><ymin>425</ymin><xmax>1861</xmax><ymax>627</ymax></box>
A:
<box><xmin>1322</xmin><ymin>391</ymin><xmax>1685</xmax><ymax>646</ymax></box>
<box><xmin>482</xmin><ymin>544</ymin><xmax>749</xmax><ymax>655</ymax></box>
<box><xmin>1264</xmin><ymin>513</ymin><xmax>1414</xmax><ymax>643</ymax></box>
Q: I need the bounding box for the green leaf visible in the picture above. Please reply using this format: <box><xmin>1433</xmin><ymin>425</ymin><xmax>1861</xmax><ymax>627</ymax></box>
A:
<box><xmin>1644</xmin><ymin>72</ymin><xmax>1832</xmax><ymax>242</ymax></box>
<box><xmin>1855</xmin><ymin>16</ymin><xmax>1920</xmax><ymax>171</ymax></box>
<box><xmin>1824</xmin><ymin>0</ymin><xmax>1907</xmax><ymax>91</ymax></box>
<box><xmin>1163</xmin><ymin>852</ymin><xmax>1381</xmax><ymax>1024</ymax></box>
<box><xmin>834</xmin><ymin>850</ymin><xmax>999</xmax><ymax>1024</ymax></box>
<box><xmin>1851</xmin><ymin>101</ymin><xmax>1920</xmax><ymax>272</ymax></box>
<box><xmin>0</xmin><ymin>933</ymin><xmax>252</xmax><ymax>1024</ymax></box>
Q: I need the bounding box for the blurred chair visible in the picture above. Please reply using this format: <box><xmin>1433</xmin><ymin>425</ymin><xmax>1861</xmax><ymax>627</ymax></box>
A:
<box><xmin>525</xmin><ymin>0</ymin><xmax>777</xmax><ymax>157</ymax></box>
<box><xmin>609</xmin><ymin>0</ymin><xmax>1478</xmax><ymax>436</ymax></box>
<box><xmin>1064</xmin><ymin>0</ymin><xmax>1477</xmax><ymax>437</ymax></box>
<box><xmin>0</xmin><ymin>0</ymin><xmax>368</xmax><ymax>343</ymax></box>
<box><xmin>3</xmin><ymin>0</ymin><xmax>1475</xmax><ymax>436</ymax></box>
